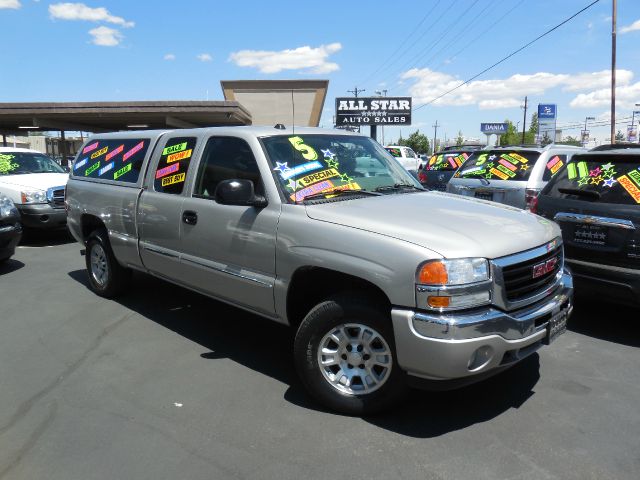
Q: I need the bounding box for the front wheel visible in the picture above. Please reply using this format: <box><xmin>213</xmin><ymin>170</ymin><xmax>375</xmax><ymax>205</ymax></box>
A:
<box><xmin>293</xmin><ymin>294</ymin><xmax>407</xmax><ymax>415</ymax></box>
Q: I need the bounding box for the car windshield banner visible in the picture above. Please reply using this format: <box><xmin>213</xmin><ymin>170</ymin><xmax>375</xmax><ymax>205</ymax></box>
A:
<box><xmin>335</xmin><ymin>97</ymin><xmax>411</xmax><ymax>126</ymax></box>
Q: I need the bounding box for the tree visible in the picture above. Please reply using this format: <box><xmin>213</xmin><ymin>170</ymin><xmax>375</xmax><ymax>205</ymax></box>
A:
<box><xmin>499</xmin><ymin>115</ymin><xmax>536</xmax><ymax>146</ymax></box>
<box><xmin>559</xmin><ymin>135</ymin><xmax>581</xmax><ymax>147</ymax></box>
<box><xmin>403</xmin><ymin>130</ymin><xmax>430</xmax><ymax>154</ymax></box>
<box><xmin>455</xmin><ymin>130</ymin><xmax>464</xmax><ymax>146</ymax></box>
<box><xmin>615</xmin><ymin>130</ymin><xmax>625</xmax><ymax>141</ymax></box>
<box><xmin>528</xmin><ymin>112</ymin><xmax>538</xmax><ymax>137</ymax></box>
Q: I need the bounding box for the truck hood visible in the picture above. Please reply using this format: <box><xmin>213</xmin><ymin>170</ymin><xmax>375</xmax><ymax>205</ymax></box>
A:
<box><xmin>0</xmin><ymin>173</ymin><xmax>69</xmax><ymax>191</ymax></box>
<box><xmin>304</xmin><ymin>191</ymin><xmax>560</xmax><ymax>259</ymax></box>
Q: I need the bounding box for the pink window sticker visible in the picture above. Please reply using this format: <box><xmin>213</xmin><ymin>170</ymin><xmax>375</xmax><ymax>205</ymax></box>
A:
<box><xmin>547</xmin><ymin>156</ymin><xmax>561</xmax><ymax>169</ymax></box>
<box><xmin>498</xmin><ymin>159</ymin><xmax>517</xmax><ymax>171</ymax></box>
<box><xmin>156</xmin><ymin>162</ymin><xmax>180</xmax><ymax>179</ymax></box>
<box><xmin>82</xmin><ymin>141</ymin><xmax>99</xmax><ymax>154</ymax></box>
<box><xmin>105</xmin><ymin>144</ymin><xmax>124</xmax><ymax>161</ymax></box>
<box><xmin>123</xmin><ymin>141</ymin><xmax>145</xmax><ymax>162</ymax></box>
<box><xmin>290</xmin><ymin>180</ymin><xmax>334</xmax><ymax>202</ymax></box>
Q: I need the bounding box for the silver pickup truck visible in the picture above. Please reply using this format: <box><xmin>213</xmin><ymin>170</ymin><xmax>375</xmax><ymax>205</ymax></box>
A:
<box><xmin>66</xmin><ymin>126</ymin><xmax>573</xmax><ymax>415</ymax></box>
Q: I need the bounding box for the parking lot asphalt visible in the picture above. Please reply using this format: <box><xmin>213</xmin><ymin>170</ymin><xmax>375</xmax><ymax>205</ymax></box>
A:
<box><xmin>0</xmin><ymin>230</ymin><xmax>639</xmax><ymax>480</ymax></box>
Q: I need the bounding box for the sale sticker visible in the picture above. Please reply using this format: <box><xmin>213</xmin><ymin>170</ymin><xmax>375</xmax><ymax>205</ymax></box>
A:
<box><xmin>98</xmin><ymin>162</ymin><xmax>114</xmax><ymax>176</ymax></box>
<box><xmin>290</xmin><ymin>180</ymin><xmax>334</xmax><ymax>201</ymax></box>
<box><xmin>156</xmin><ymin>163</ymin><xmax>180</xmax><ymax>179</ymax></box>
<box><xmin>114</xmin><ymin>163</ymin><xmax>133</xmax><ymax>180</ymax></box>
<box><xmin>163</xmin><ymin>142</ymin><xmax>187</xmax><ymax>156</ymax></box>
<box><xmin>91</xmin><ymin>146</ymin><xmax>108</xmax><ymax>159</ymax></box>
<box><xmin>85</xmin><ymin>161</ymin><xmax>100</xmax><ymax>176</ymax></box>
<box><xmin>161</xmin><ymin>172</ymin><xmax>186</xmax><ymax>187</ymax></box>
<box><xmin>490</xmin><ymin>167</ymin><xmax>509</xmax><ymax>180</ymax></box>
<box><xmin>105</xmin><ymin>144</ymin><xmax>124</xmax><ymax>161</ymax></box>
<box><xmin>167</xmin><ymin>149</ymin><xmax>192</xmax><ymax>163</ymax></box>
<box><xmin>123</xmin><ymin>141</ymin><xmax>145</xmax><ymax>162</ymax></box>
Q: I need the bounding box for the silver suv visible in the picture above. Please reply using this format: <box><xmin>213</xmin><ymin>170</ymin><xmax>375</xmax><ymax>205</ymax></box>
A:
<box><xmin>447</xmin><ymin>144</ymin><xmax>585</xmax><ymax>210</ymax></box>
<box><xmin>65</xmin><ymin>127</ymin><xmax>573</xmax><ymax>415</ymax></box>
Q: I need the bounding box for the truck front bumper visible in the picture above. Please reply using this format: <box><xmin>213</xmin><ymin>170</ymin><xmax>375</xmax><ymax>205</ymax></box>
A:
<box><xmin>392</xmin><ymin>269</ymin><xmax>573</xmax><ymax>383</ymax></box>
<box><xmin>17</xmin><ymin>204</ymin><xmax>67</xmax><ymax>229</ymax></box>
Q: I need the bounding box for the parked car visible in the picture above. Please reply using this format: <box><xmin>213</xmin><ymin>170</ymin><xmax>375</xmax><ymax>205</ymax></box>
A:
<box><xmin>447</xmin><ymin>144</ymin><xmax>585</xmax><ymax>210</ymax></box>
<box><xmin>66</xmin><ymin>126</ymin><xmax>572</xmax><ymax>415</ymax></box>
<box><xmin>536</xmin><ymin>149</ymin><xmax>640</xmax><ymax>307</ymax></box>
<box><xmin>418</xmin><ymin>149</ymin><xmax>475</xmax><ymax>191</ymax></box>
<box><xmin>0</xmin><ymin>194</ymin><xmax>22</xmax><ymax>263</ymax></box>
<box><xmin>384</xmin><ymin>145</ymin><xmax>421</xmax><ymax>173</ymax></box>
<box><xmin>0</xmin><ymin>147</ymin><xmax>69</xmax><ymax>229</ymax></box>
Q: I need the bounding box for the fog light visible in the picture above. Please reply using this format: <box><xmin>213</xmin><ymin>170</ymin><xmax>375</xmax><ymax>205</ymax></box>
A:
<box><xmin>468</xmin><ymin>345</ymin><xmax>494</xmax><ymax>371</ymax></box>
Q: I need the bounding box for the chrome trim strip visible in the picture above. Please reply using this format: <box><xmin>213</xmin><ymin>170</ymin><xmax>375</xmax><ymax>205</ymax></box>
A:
<box><xmin>0</xmin><ymin>224</ymin><xmax>17</xmax><ymax>233</ymax></box>
<box><xmin>554</xmin><ymin>212</ymin><xmax>636</xmax><ymax>230</ymax></box>
<box><xmin>142</xmin><ymin>245</ymin><xmax>179</xmax><ymax>259</ymax></box>
<box><xmin>566</xmin><ymin>258</ymin><xmax>640</xmax><ymax>276</ymax></box>
<box><xmin>181</xmin><ymin>255</ymin><xmax>273</xmax><ymax>287</ymax></box>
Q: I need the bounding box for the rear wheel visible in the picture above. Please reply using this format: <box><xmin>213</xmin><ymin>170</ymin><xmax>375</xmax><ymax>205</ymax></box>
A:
<box><xmin>293</xmin><ymin>294</ymin><xmax>407</xmax><ymax>415</ymax></box>
<box><xmin>85</xmin><ymin>229</ymin><xmax>131</xmax><ymax>298</ymax></box>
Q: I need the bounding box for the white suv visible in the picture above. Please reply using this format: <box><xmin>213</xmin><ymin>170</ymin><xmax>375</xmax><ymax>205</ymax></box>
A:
<box><xmin>384</xmin><ymin>145</ymin><xmax>421</xmax><ymax>173</ymax></box>
<box><xmin>0</xmin><ymin>147</ymin><xmax>69</xmax><ymax>229</ymax></box>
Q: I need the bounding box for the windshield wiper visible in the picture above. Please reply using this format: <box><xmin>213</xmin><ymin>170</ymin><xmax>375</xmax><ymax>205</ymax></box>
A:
<box><xmin>301</xmin><ymin>188</ymin><xmax>380</xmax><ymax>203</ymax></box>
<box><xmin>374</xmin><ymin>183</ymin><xmax>424</xmax><ymax>193</ymax></box>
<box><xmin>558</xmin><ymin>187</ymin><xmax>601</xmax><ymax>200</ymax></box>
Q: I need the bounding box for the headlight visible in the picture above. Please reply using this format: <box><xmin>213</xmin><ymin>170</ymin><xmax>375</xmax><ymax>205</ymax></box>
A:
<box><xmin>20</xmin><ymin>190</ymin><xmax>47</xmax><ymax>204</ymax></box>
<box><xmin>417</xmin><ymin>258</ymin><xmax>489</xmax><ymax>286</ymax></box>
<box><xmin>0</xmin><ymin>195</ymin><xmax>18</xmax><ymax>218</ymax></box>
<box><xmin>417</xmin><ymin>258</ymin><xmax>491</xmax><ymax>311</ymax></box>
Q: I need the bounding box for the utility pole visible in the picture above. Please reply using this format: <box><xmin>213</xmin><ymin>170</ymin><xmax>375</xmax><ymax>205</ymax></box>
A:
<box><xmin>521</xmin><ymin>96</ymin><xmax>528</xmax><ymax>144</ymax></box>
<box><xmin>432</xmin><ymin>121</ymin><xmax>440</xmax><ymax>154</ymax></box>
<box><xmin>611</xmin><ymin>0</ymin><xmax>617</xmax><ymax>144</ymax></box>
<box><xmin>348</xmin><ymin>87</ymin><xmax>365</xmax><ymax>98</ymax></box>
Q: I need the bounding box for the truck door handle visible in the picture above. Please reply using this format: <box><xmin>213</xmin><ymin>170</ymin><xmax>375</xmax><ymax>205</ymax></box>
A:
<box><xmin>182</xmin><ymin>210</ymin><xmax>198</xmax><ymax>225</ymax></box>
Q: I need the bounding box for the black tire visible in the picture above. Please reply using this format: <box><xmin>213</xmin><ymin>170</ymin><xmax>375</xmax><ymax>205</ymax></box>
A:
<box><xmin>293</xmin><ymin>293</ymin><xmax>408</xmax><ymax>415</ymax></box>
<box><xmin>85</xmin><ymin>229</ymin><xmax>131</xmax><ymax>298</ymax></box>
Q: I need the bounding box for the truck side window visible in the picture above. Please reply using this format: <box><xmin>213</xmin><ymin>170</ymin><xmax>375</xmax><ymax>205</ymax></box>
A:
<box><xmin>542</xmin><ymin>154</ymin><xmax>567</xmax><ymax>181</ymax></box>
<box><xmin>193</xmin><ymin>137</ymin><xmax>264</xmax><ymax>199</ymax></box>
<box><xmin>153</xmin><ymin>137</ymin><xmax>197</xmax><ymax>194</ymax></box>
<box><xmin>74</xmin><ymin>138</ymin><xmax>149</xmax><ymax>183</ymax></box>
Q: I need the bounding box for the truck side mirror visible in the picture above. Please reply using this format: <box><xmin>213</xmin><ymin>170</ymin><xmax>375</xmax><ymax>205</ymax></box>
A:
<box><xmin>214</xmin><ymin>179</ymin><xmax>268</xmax><ymax>208</ymax></box>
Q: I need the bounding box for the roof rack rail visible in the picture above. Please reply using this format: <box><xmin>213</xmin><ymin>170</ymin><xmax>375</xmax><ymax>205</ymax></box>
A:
<box><xmin>590</xmin><ymin>143</ymin><xmax>640</xmax><ymax>151</ymax></box>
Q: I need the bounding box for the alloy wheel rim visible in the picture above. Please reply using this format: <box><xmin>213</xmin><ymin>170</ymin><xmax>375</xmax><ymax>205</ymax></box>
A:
<box><xmin>317</xmin><ymin>323</ymin><xmax>392</xmax><ymax>396</ymax></box>
<box><xmin>90</xmin><ymin>244</ymin><xmax>108</xmax><ymax>287</ymax></box>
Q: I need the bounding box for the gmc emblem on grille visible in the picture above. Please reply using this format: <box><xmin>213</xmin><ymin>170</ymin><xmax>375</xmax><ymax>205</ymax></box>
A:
<box><xmin>532</xmin><ymin>256</ymin><xmax>559</xmax><ymax>279</ymax></box>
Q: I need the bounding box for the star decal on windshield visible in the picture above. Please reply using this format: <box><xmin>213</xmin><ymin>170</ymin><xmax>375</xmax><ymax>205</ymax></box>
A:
<box><xmin>338</xmin><ymin>173</ymin><xmax>353</xmax><ymax>183</ymax></box>
<box><xmin>577</xmin><ymin>177</ymin><xmax>590</xmax><ymax>186</ymax></box>
<box><xmin>326</xmin><ymin>159</ymin><xmax>340</xmax><ymax>169</ymax></box>
<box><xmin>601</xmin><ymin>162</ymin><xmax>615</xmax><ymax>171</ymax></box>
<box><xmin>286</xmin><ymin>179</ymin><xmax>298</xmax><ymax>191</ymax></box>
<box><xmin>589</xmin><ymin>167</ymin><xmax>602</xmax><ymax>177</ymax></box>
<box><xmin>520</xmin><ymin>164</ymin><xmax>530</xmax><ymax>171</ymax></box>
<box><xmin>321</xmin><ymin>149</ymin><xmax>335</xmax><ymax>159</ymax></box>
<box><xmin>274</xmin><ymin>162</ymin><xmax>290</xmax><ymax>173</ymax></box>
<box><xmin>590</xmin><ymin>175</ymin><xmax>604</xmax><ymax>185</ymax></box>
<box><xmin>602</xmin><ymin>177</ymin><xmax>617</xmax><ymax>188</ymax></box>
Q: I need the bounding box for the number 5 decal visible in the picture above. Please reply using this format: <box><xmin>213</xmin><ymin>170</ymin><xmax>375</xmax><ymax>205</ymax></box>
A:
<box><xmin>288</xmin><ymin>136</ymin><xmax>318</xmax><ymax>161</ymax></box>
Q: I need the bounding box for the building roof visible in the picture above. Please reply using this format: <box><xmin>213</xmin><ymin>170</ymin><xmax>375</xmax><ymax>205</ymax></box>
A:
<box><xmin>221</xmin><ymin>80</ymin><xmax>329</xmax><ymax>127</ymax></box>
<box><xmin>0</xmin><ymin>101</ymin><xmax>252</xmax><ymax>134</ymax></box>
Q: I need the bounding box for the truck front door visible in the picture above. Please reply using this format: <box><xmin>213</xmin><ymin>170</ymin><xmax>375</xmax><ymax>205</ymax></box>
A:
<box><xmin>175</xmin><ymin>135</ymin><xmax>279</xmax><ymax>316</ymax></box>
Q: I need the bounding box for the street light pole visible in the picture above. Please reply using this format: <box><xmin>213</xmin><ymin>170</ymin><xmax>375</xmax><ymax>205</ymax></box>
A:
<box><xmin>611</xmin><ymin>0</ymin><xmax>617</xmax><ymax>144</ymax></box>
<box><xmin>375</xmin><ymin>89</ymin><xmax>388</xmax><ymax>145</ymax></box>
<box><xmin>583</xmin><ymin>116</ymin><xmax>595</xmax><ymax>145</ymax></box>
<box><xmin>521</xmin><ymin>96</ymin><xmax>528</xmax><ymax>144</ymax></box>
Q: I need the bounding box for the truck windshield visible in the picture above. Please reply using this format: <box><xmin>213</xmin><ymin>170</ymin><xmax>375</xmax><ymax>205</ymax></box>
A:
<box><xmin>454</xmin><ymin>150</ymin><xmax>540</xmax><ymax>181</ymax></box>
<box><xmin>543</xmin><ymin>154</ymin><xmax>640</xmax><ymax>205</ymax></box>
<box><xmin>425</xmin><ymin>152</ymin><xmax>471</xmax><ymax>171</ymax></box>
<box><xmin>0</xmin><ymin>152</ymin><xmax>65</xmax><ymax>175</ymax></box>
<box><xmin>261</xmin><ymin>134</ymin><xmax>423</xmax><ymax>203</ymax></box>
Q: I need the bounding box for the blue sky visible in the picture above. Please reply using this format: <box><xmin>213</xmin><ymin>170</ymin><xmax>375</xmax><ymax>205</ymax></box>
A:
<box><xmin>1</xmin><ymin>0</ymin><xmax>639</xmax><ymax>145</ymax></box>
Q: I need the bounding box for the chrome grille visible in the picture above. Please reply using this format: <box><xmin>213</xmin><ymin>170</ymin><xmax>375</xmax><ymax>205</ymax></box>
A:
<box><xmin>501</xmin><ymin>245</ymin><xmax>563</xmax><ymax>302</ymax></box>
<box><xmin>47</xmin><ymin>186</ymin><xmax>66</xmax><ymax>209</ymax></box>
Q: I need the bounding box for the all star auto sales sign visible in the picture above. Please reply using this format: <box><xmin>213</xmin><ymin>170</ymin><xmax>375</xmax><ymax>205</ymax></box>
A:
<box><xmin>335</xmin><ymin>97</ymin><xmax>412</xmax><ymax>125</ymax></box>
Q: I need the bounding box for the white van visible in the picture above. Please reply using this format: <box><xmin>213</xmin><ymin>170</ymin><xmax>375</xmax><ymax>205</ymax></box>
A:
<box><xmin>0</xmin><ymin>147</ymin><xmax>69</xmax><ymax>229</ymax></box>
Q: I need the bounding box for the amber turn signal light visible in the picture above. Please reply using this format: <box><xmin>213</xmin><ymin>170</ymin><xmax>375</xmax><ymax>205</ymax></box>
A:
<box><xmin>427</xmin><ymin>296</ymin><xmax>451</xmax><ymax>308</ymax></box>
<box><xmin>418</xmin><ymin>261</ymin><xmax>448</xmax><ymax>285</ymax></box>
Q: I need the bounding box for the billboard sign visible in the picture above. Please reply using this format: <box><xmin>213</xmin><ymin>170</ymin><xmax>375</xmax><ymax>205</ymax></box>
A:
<box><xmin>335</xmin><ymin>97</ymin><xmax>411</xmax><ymax>126</ymax></box>
<box><xmin>628</xmin><ymin>125</ymin><xmax>638</xmax><ymax>143</ymax></box>
<box><xmin>581</xmin><ymin>130</ymin><xmax>590</xmax><ymax>146</ymax></box>
<box><xmin>480</xmin><ymin>123</ymin><xmax>508</xmax><ymax>134</ymax></box>
<box><xmin>538</xmin><ymin>104</ymin><xmax>557</xmax><ymax>119</ymax></box>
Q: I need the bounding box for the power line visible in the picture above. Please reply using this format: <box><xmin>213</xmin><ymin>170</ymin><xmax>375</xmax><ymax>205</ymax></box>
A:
<box><xmin>413</xmin><ymin>0</ymin><xmax>601</xmax><ymax>111</ymax></box>
<box><xmin>366</xmin><ymin>0</ymin><xmax>457</xmax><ymax>87</ymax></box>
<box><xmin>359</xmin><ymin>0</ymin><xmax>443</xmax><ymax>87</ymax></box>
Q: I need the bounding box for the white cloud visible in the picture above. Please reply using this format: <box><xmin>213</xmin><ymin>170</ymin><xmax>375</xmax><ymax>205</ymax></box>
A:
<box><xmin>229</xmin><ymin>43</ymin><xmax>341</xmax><ymax>74</ymax></box>
<box><xmin>88</xmin><ymin>26</ymin><xmax>122</xmax><ymax>46</ymax></box>
<box><xmin>49</xmin><ymin>2</ymin><xmax>134</xmax><ymax>28</ymax></box>
<box><xmin>570</xmin><ymin>82</ymin><xmax>640</xmax><ymax>109</ymax></box>
<box><xmin>402</xmin><ymin>68</ymin><xmax>635</xmax><ymax>110</ymax></box>
<box><xmin>0</xmin><ymin>0</ymin><xmax>21</xmax><ymax>9</ymax></box>
<box><xmin>620</xmin><ymin>19</ymin><xmax>640</xmax><ymax>34</ymax></box>
<box><xmin>196</xmin><ymin>53</ymin><xmax>212</xmax><ymax>62</ymax></box>
<box><xmin>163</xmin><ymin>53</ymin><xmax>176</xmax><ymax>61</ymax></box>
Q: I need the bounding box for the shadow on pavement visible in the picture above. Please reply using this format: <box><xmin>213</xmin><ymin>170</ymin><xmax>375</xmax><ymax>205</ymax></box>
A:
<box><xmin>0</xmin><ymin>258</ymin><xmax>25</xmax><ymax>275</ymax></box>
<box><xmin>68</xmin><ymin>268</ymin><xmax>541</xmax><ymax>435</ymax></box>
<box><xmin>19</xmin><ymin>228</ymin><xmax>74</xmax><ymax>247</ymax></box>
<box><xmin>568</xmin><ymin>296</ymin><xmax>640</xmax><ymax>348</ymax></box>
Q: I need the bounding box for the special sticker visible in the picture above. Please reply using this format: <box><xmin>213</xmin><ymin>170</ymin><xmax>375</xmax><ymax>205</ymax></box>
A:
<box><xmin>161</xmin><ymin>172</ymin><xmax>186</xmax><ymax>187</ymax></box>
